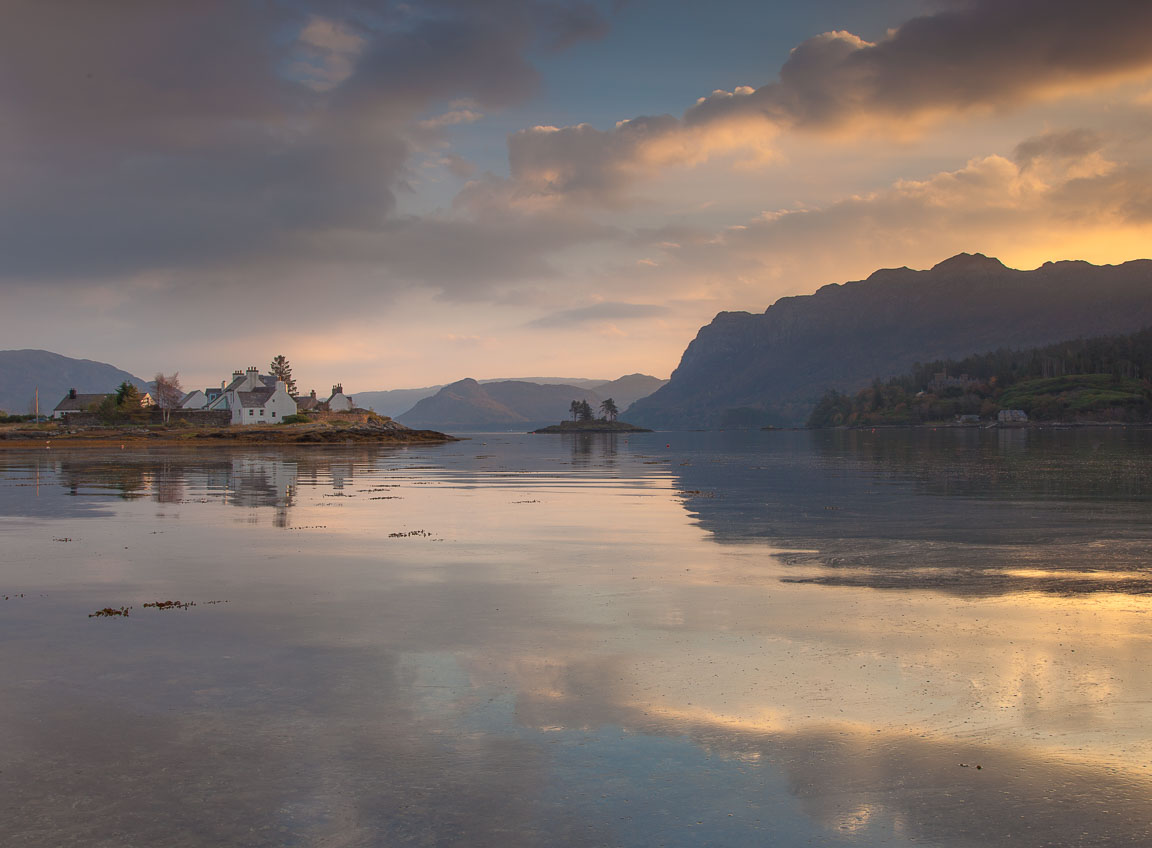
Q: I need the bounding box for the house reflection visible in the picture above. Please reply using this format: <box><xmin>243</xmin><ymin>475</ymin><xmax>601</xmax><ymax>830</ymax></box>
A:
<box><xmin>29</xmin><ymin>451</ymin><xmax>407</xmax><ymax>523</ymax></box>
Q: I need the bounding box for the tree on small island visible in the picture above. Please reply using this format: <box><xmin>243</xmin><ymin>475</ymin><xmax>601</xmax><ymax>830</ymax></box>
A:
<box><xmin>570</xmin><ymin>399</ymin><xmax>594</xmax><ymax>422</ymax></box>
<box><xmin>599</xmin><ymin>398</ymin><xmax>618</xmax><ymax>421</ymax></box>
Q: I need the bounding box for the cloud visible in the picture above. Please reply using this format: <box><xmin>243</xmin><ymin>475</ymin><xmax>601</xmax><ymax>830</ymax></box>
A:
<box><xmin>632</xmin><ymin>133</ymin><xmax>1152</xmax><ymax>297</ymax></box>
<box><xmin>0</xmin><ymin>0</ymin><xmax>616</xmax><ymax>284</ymax></box>
<box><xmin>1013</xmin><ymin>128</ymin><xmax>1104</xmax><ymax>169</ymax></box>
<box><xmin>507</xmin><ymin>0</ymin><xmax>1152</xmax><ymax>202</ymax></box>
<box><xmin>525</xmin><ymin>302</ymin><xmax>669</xmax><ymax>328</ymax></box>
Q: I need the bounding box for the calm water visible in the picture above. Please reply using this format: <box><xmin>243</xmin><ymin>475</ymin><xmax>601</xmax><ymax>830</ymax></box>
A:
<box><xmin>2</xmin><ymin>430</ymin><xmax>1151</xmax><ymax>847</ymax></box>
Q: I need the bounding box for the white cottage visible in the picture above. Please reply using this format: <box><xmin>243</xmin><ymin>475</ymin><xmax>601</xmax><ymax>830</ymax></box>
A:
<box><xmin>52</xmin><ymin>389</ymin><xmax>109</xmax><ymax>419</ymax></box>
<box><xmin>208</xmin><ymin>367</ymin><xmax>298</xmax><ymax>425</ymax></box>
<box><xmin>326</xmin><ymin>383</ymin><xmax>354</xmax><ymax>412</ymax></box>
<box><xmin>179</xmin><ymin>389</ymin><xmax>208</xmax><ymax>409</ymax></box>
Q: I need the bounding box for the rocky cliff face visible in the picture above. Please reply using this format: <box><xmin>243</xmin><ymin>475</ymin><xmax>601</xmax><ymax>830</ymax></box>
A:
<box><xmin>626</xmin><ymin>254</ymin><xmax>1152</xmax><ymax>428</ymax></box>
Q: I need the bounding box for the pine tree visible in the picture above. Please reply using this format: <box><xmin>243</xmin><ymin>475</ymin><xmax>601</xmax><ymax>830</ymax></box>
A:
<box><xmin>270</xmin><ymin>355</ymin><xmax>297</xmax><ymax>395</ymax></box>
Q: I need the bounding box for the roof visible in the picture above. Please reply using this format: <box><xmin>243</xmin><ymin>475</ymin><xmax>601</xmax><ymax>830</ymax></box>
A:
<box><xmin>223</xmin><ymin>373</ymin><xmax>278</xmax><ymax>393</ymax></box>
<box><xmin>237</xmin><ymin>389</ymin><xmax>276</xmax><ymax>409</ymax></box>
<box><xmin>294</xmin><ymin>396</ymin><xmax>319</xmax><ymax>410</ymax></box>
<box><xmin>53</xmin><ymin>393</ymin><xmax>108</xmax><ymax>412</ymax></box>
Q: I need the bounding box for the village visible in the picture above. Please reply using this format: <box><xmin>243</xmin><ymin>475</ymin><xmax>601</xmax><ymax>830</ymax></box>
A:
<box><xmin>50</xmin><ymin>360</ymin><xmax>358</xmax><ymax>427</ymax></box>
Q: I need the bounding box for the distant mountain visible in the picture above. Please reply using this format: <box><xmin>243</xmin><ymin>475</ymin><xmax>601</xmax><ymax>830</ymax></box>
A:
<box><xmin>591</xmin><ymin>373</ymin><xmax>668</xmax><ymax>408</ymax></box>
<box><xmin>626</xmin><ymin>254</ymin><xmax>1152</xmax><ymax>428</ymax></box>
<box><xmin>354</xmin><ymin>377</ymin><xmax>615</xmax><ymax>417</ymax></box>
<box><xmin>0</xmin><ymin>350</ymin><xmax>149</xmax><ymax>415</ymax></box>
<box><xmin>351</xmin><ymin>386</ymin><xmax>446</xmax><ymax>419</ymax></box>
<box><xmin>482</xmin><ymin>377</ymin><xmax>608</xmax><ymax>389</ymax></box>
<box><xmin>397</xmin><ymin>378</ymin><xmax>612</xmax><ymax>431</ymax></box>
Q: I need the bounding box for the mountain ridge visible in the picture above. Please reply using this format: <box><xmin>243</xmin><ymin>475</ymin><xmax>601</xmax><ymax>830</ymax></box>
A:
<box><xmin>626</xmin><ymin>254</ymin><xmax>1152</xmax><ymax>428</ymax></box>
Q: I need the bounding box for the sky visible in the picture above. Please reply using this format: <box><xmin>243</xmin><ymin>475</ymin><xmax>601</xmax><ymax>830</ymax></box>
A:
<box><xmin>2</xmin><ymin>0</ymin><xmax>1152</xmax><ymax>393</ymax></box>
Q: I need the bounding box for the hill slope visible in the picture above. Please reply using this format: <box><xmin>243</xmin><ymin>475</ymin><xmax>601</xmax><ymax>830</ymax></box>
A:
<box><xmin>398</xmin><ymin>379</ymin><xmax>608</xmax><ymax>431</ymax></box>
<box><xmin>0</xmin><ymin>350</ymin><xmax>149</xmax><ymax>415</ymax></box>
<box><xmin>626</xmin><ymin>254</ymin><xmax>1152</xmax><ymax>428</ymax></box>
<box><xmin>353</xmin><ymin>377</ymin><xmax>614</xmax><ymax>417</ymax></box>
<box><xmin>590</xmin><ymin>373</ymin><xmax>668</xmax><ymax>409</ymax></box>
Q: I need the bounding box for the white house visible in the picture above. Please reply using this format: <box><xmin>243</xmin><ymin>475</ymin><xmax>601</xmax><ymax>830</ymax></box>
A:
<box><xmin>207</xmin><ymin>367</ymin><xmax>298</xmax><ymax>425</ymax></box>
<box><xmin>52</xmin><ymin>389</ymin><xmax>108</xmax><ymax>419</ymax></box>
<box><xmin>52</xmin><ymin>387</ymin><xmax>152</xmax><ymax>419</ymax></box>
<box><xmin>326</xmin><ymin>383</ymin><xmax>354</xmax><ymax>412</ymax></box>
<box><xmin>179</xmin><ymin>389</ymin><xmax>208</xmax><ymax>409</ymax></box>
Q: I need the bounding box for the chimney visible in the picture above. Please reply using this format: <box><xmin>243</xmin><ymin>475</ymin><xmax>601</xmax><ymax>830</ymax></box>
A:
<box><xmin>310</xmin><ymin>389</ymin><xmax>316</xmax><ymax>399</ymax></box>
<box><xmin>331</xmin><ymin>384</ymin><xmax>338</xmax><ymax>396</ymax></box>
<box><xmin>336</xmin><ymin>383</ymin><xmax>343</xmax><ymax>395</ymax></box>
<box><xmin>247</xmin><ymin>366</ymin><xmax>257</xmax><ymax>375</ymax></box>
<box><xmin>68</xmin><ymin>388</ymin><xmax>77</xmax><ymax>399</ymax></box>
<box><xmin>233</xmin><ymin>370</ymin><xmax>242</xmax><ymax>378</ymax></box>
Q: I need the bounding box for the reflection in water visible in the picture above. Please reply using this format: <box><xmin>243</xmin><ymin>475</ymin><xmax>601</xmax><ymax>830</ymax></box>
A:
<box><xmin>670</xmin><ymin>428</ymin><xmax>1152</xmax><ymax>595</ymax></box>
<box><xmin>562</xmin><ymin>431</ymin><xmax>620</xmax><ymax>468</ymax></box>
<box><xmin>1</xmin><ymin>434</ymin><xmax>1151</xmax><ymax>846</ymax></box>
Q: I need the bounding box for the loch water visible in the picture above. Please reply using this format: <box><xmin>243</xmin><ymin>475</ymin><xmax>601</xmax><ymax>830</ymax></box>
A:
<box><xmin>1</xmin><ymin>429</ymin><xmax>1151</xmax><ymax>847</ymax></box>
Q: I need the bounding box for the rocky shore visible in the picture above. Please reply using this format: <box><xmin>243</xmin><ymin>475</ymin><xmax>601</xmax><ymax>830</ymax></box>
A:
<box><xmin>0</xmin><ymin>417</ymin><xmax>456</xmax><ymax>447</ymax></box>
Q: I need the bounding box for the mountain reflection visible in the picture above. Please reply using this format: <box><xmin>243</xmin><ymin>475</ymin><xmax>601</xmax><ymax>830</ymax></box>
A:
<box><xmin>669</xmin><ymin>428</ymin><xmax>1152</xmax><ymax>595</ymax></box>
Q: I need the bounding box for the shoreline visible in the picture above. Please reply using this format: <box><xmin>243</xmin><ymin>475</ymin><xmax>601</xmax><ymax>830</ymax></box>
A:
<box><xmin>798</xmin><ymin>420</ymin><xmax>1152</xmax><ymax>431</ymax></box>
<box><xmin>0</xmin><ymin>424</ymin><xmax>458</xmax><ymax>449</ymax></box>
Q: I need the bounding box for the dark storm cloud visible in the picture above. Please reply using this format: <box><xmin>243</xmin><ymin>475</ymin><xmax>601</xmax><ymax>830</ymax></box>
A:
<box><xmin>0</xmin><ymin>0</ymin><xmax>614</xmax><ymax>284</ymax></box>
<box><xmin>688</xmin><ymin>0</ymin><xmax>1152</xmax><ymax>130</ymax></box>
<box><xmin>509</xmin><ymin>0</ymin><xmax>1152</xmax><ymax>200</ymax></box>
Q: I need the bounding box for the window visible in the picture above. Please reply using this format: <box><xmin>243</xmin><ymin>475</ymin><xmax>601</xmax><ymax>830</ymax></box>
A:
<box><xmin>259</xmin><ymin>409</ymin><xmax>265</xmax><ymax>416</ymax></box>
<box><xmin>272</xmin><ymin>411</ymin><xmax>277</xmax><ymax>417</ymax></box>
<box><xmin>249</xmin><ymin>409</ymin><xmax>254</xmax><ymax>416</ymax></box>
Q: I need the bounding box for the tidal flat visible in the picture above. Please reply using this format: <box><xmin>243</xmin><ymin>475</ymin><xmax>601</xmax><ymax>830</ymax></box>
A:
<box><xmin>1</xmin><ymin>430</ymin><xmax>1150</xmax><ymax>846</ymax></box>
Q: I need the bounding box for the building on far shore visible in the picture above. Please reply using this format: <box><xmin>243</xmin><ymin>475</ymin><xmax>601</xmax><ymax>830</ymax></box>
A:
<box><xmin>207</xmin><ymin>366</ymin><xmax>298</xmax><ymax>425</ymax></box>
<box><xmin>179</xmin><ymin>389</ymin><xmax>208</xmax><ymax>409</ymax></box>
<box><xmin>326</xmin><ymin>384</ymin><xmax>354</xmax><ymax>412</ymax></box>
<box><xmin>294</xmin><ymin>389</ymin><xmax>321</xmax><ymax>412</ymax></box>
<box><xmin>52</xmin><ymin>389</ymin><xmax>109</xmax><ymax>419</ymax></box>
<box><xmin>998</xmin><ymin>409</ymin><xmax>1029</xmax><ymax>424</ymax></box>
<box><xmin>53</xmin><ymin>387</ymin><xmax>153</xmax><ymax>419</ymax></box>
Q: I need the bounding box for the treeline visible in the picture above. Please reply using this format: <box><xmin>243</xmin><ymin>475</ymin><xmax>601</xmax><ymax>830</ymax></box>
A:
<box><xmin>808</xmin><ymin>327</ymin><xmax>1152</xmax><ymax>427</ymax></box>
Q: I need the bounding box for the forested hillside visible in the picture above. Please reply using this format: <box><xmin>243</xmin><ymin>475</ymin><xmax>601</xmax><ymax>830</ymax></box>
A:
<box><xmin>808</xmin><ymin>327</ymin><xmax>1152</xmax><ymax>426</ymax></box>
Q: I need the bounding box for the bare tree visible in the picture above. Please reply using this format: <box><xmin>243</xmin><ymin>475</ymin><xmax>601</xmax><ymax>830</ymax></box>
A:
<box><xmin>153</xmin><ymin>372</ymin><xmax>183</xmax><ymax>424</ymax></box>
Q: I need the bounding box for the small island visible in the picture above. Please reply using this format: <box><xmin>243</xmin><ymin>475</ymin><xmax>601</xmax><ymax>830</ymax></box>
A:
<box><xmin>532</xmin><ymin>399</ymin><xmax>652</xmax><ymax>433</ymax></box>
